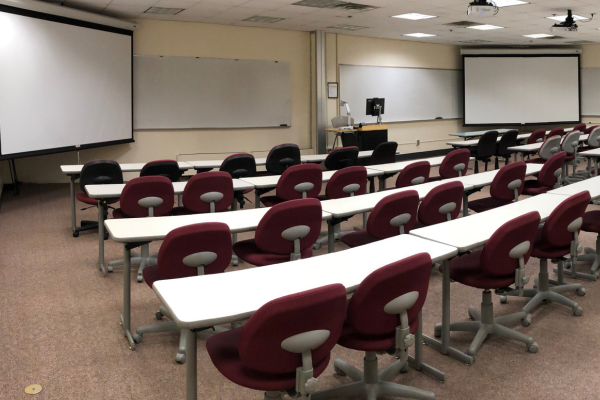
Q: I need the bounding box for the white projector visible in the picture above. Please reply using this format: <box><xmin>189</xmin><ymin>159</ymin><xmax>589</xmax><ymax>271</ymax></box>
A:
<box><xmin>467</xmin><ymin>4</ymin><xmax>495</xmax><ymax>16</ymax></box>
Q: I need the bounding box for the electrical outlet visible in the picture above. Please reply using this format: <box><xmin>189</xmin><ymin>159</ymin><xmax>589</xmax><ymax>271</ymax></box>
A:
<box><xmin>416</xmin><ymin>140</ymin><xmax>420</xmax><ymax>146</ymax></box>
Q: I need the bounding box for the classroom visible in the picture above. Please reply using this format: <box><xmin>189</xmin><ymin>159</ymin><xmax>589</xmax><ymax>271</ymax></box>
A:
<box><xmin>1</xmin><ymin>0</ymin><xmax>600</xmax><ymax>398</ymax></box>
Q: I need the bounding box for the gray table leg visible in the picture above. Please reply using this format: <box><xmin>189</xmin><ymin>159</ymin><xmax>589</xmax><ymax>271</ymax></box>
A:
<box><xmin>462</xmin><ymin>192</ymin><xmax>469</xmax><ymax>217</ymax></box>
<box><xmin>178</xmin><ymin>194</ymin><xmax>183</xmax><ymax>207</ymax></box>
<box><xmin>120</xmin><ymin>245</ymin><xmax>136</xmax><ymax>350</ymax></box>
<box><xmin>408</xmin><ymin>311</ymin><xmax>446</xmax><ymax>382</ymax></box>
<box><xmin>186</xmin><ymin>329</ymin><xmax>198</xmax><ymax>400</ymax></box>
<box><xmin>70</xmin><ymin>175</ymin><xmax>77</xmax><ymax>233</ymax></box>
<box><xmin>255</xmin><ymin>190</ymin><xmax>260</xmax><ymax>208</ymax></box>
<box><xmin>596</xmin><ymin>158</ymin><xmax>598</xmax><ymax>177</ymax></box>
<box><xmin>378</xmin><ymin>177</ymin><xmax>386</xmax><ymax>191</ymax></box>
<box><xmin>231</xmin><ymin>199</ymin><xmax>238</xmax><ymax>266</ymax></box>
<box><xmin>328</xmin><ymin>222</ymin><xmax>335</xmax><ymax>254</ymax></box>
<box><xmin>98</xmin><ymin>201</ymin><xmax>106</xmax><ymax>276</ymax></box>
<box><xmin>521</xmin><ymin>152</ymin><xmax>524</xmax><ymax>161</ymax></box>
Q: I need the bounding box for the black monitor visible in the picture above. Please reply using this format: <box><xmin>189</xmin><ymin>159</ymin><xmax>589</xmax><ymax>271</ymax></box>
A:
<box><xmin>366</xmin><ymin>98</ymin><xmax>385</xmax><ymax>117</ymax></box>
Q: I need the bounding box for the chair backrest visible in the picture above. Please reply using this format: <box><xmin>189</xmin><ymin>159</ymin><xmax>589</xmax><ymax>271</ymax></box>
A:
<box><xmin>418</xmin><ymin>181</ymin><xmax>464</xmax><ymax>226</ymax></box>
<box><xmin>480</xmin><ymin>212</ymin><xmax>540</xmax><ymax>277</ymax></box>
<box><xmin>276</xmin><ymin>164</ymin><xmax>322</xmax><ymax>201</ymax></box>
<box><xmin>220</xmin><ymin>153</ymin><xmax>256</xmax><ymax>179</ymax></box>
<box><xmin>79</xmin><ymin>160</ymin><xmax>123</xmax><ymax>192</ymax></box>
<box><xmin>345</xmin><ymin>253</ymin><xmax>432</xmax><ymax>337</ymax></box>
<box><xmin>588</xmin><ymin>126</ymin><xmax>600</xmax><ymax>148</ymax></box>
<box><xmin>182</xmin><ymin>172</ymin><xmax>234</xmax><ymax>214</ymax></box>
<box><xmin>325</xmin><ymin>166</ymin><xmax>367</xmax><ymax>199</ymax></box>
<box><xmin>395</xmin><ymin>161</ymin><xmax>430</xmax><ymax>188</ymax></box>
<box><xmin>527</xmin><ymin>129</ymin><xmax>546</xmax><ymax>144</ymax></box>
<box><xmin>560</xmin><ymin>130</ymin><xmax>581</xmax><ymax>155</ymax></box>
<box><xmin>140</xmin><ymin>159</ymin><xmax>181</xmax><ymax>182</ymax></box>
<box><xmin>489</xmin><ymin>161</ymin><xmax>526</xmax><ymax>202</ymax></box>
<box><xmin>120</xmin><ymin>176</ymin><xmax>174</xmax><ymax>218</ymax></box>
<box><xmin>324</xmin><ymin>146</ymin><xmax>359</xmax><ymax>170</ymax></box>
<box><xmin>573</xmin><ymin>123</ymin><xmax>586</xmax><ymax>133</ymax></box>
<box><xmin>367</xmin><ymin>190</ymin><xmax>419</xmax><ymax>238</ymax></box>
<box><xmin>238</xmin><ymin>284</ymin><xmax>346</xmax><ymax>375</ymax></box>
<box><xmin>369</xmin><ymin>141</ymin><xmax>398</xmax><ymax>165</ymax></box>
<box><xmin>497</xmin><ymin>130</ymin><xmax>519</xmax><ymax>156</ymax></box>
<box><xmin>538</xmin><ymin>135</ymin><xmax>562</xmax><ymax>160</ymax></box>
<box><xmin>255</xmin><ymin>198</ymin><xmax>323</xmax><ymax>260</ymax></box>
<box><xmin>156</xmin><ymin>222</ymin><xmax>232</xmax><ymax>279</ymax></box>
<box><xmin>537</xmin><ymin>151</ymin><xmax>567</xmax><ymax>188</ymax></box>
<box><xmin>438</xmin><ymin>149</ymin><xmax>470</xmax><ymax>179</ymax></box>
<box><xmin>547</xmin><ymin>127</ymin><xmax>564</xmax><ymax>138</ymax></box>
<box><xmin>476</xmin><ymin>131</ymin><xmax>499</xmax><ymax>158</ymax></box>
<box><xmin>331</xmin><ymin>116</ymin><xmax>353</xmax><ymax>128</ymax></box>
<box><xmin>542</xmin><ymin>191</ymin><xmax>591</xmax><ymax>248</ymax></box>
<box><xmin>266</xmin><ymin>144</ymin><xmax>301</xmax><ymax>175</ymax></box>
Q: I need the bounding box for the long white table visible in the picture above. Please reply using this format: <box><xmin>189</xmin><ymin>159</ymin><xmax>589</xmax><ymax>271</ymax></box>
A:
<box><xmin>153</xmin><ymin>234</ymin><xmax>458</xmax><ymax>400</ymax></box>
<box><xmin>104</xmin><ymin>207</ymin><xmax>332</xmax><ymax>351</ymax></box>
<box><xmin>547</xmin><ymin>175</ymin><xmax>600</xmax><ymax>200</ymax></box>
<box><xmin>579</xmin><ymin>148</ymin><xmax>600</xmax><ymax>177</ymax></box>
<box><xmin>409</xmin><ymin>193</ymin><xmax>571</xmax><ymax>365</ymax></box>
<box><xmin>86</xmin><ymin>179</ymin><xmax>255</xmax><ymax>276</ymax></box>
<box><xmin>448</xmin><ymin>128</ymin><xmax>512</xmax><ymax>140</ymax></box>
<box><xmin>61</xmin><ymin>161</ymin><xmax>193</xmax><ymax>234</ymax></box>
<box><xmin>447</xmin><ymin>133</ymin><xmax>531</xmax><ymax>148</ymax></box>
<box><xmin>508</xmin><ymin>132</ymin><xmax>587</xmax><ymax>161</ymax></box>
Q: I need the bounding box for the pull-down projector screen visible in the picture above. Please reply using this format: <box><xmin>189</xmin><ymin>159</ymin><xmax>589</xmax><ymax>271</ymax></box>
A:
<box><xmin>463</xmin><ymin>55</ymin><xmax>580</xmax><ymax>126</ymax></box>
<box><xmin>0</xmin><ymin>5</ymin><xmax>133</xmax><ymax>160</ymax></box>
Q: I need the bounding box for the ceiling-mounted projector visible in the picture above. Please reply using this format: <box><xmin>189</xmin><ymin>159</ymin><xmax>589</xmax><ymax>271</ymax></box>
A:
<box><xmin>467</xmin><ymin>0</ymin><xmax>498</xmax><ymax>17</ymax></box>
<box><xmin>551</xmin><ymin>9</ymin><xmax>578</xmax><ymax>32</ymax></box>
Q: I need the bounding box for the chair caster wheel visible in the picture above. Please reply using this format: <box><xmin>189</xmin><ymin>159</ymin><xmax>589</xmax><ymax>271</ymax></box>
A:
<box><xmin>155</xmin><ymin>311</ymin><xmax>164</xmax><ymax>320</ymax></box>
<box><xmin>232</xmin><ymin>260</ymin><xmax>238</xmax><ymax>266</ymax></box>
<box><xmin>564</xmin><ymin>261</ymin><xmax>571</xmax><ymax>269</ymax></box>
<box><xmin>312</xmin><ymin>243</ymin><xmax>322</xmax><ymax>250</ymax></box>
<box><xmin>137</xmin><ymin>274</ymin><xmax>144</xmax><ymax>283</ymax></box>
<box><xmin>107</xmin><ymin>265</ymin><xmax>114</xmax><ymax>273</ymax></box>
<box><xmin>434</xmin><ymin>327</ymin><xmax>441</xmax><ymax>338</ymax></box>
<box><xmin>500</xmin><ymin>296</ymin><xmax>507</xmax><ymax>304</ymax></box>
<box><xmin>73</xmin><ymin>231</ymin><xmax>79</xmax><ymax>237</ymax></box>
<box><xmin>468</xmin><ymin>310</ymin><xmax>476</xmax><ymax>320</ymax></box>
<box><xmin>573</xmin><ymin>307</ymin><xmax>583</xmax><ymax>317</ymax></box>
<box><xmin>576</xmin><ymin>288</ymin><xmax>586</xmax><ymax>297</ymax></box>
<box><xmin>527</xmin><ymin>342</ymin><xmax>538</xmax><ymax>354</ymax></box>
<box><xmin>176</xmin><ymin>353</ymin><xmax>186</xmax><ymax>364</ymax></box>
<box><xmin>334</xmin><ymin>365</ymin><xmax>346</xmax><ymax>376</ymax></box>
<box><xmin>104</xmin><ymin>232</ymin><xmax>109</xmax><ymax>240</ymax></box>
<box><xmin>521</xmin><ymin>314</ymin><xmax>531</xmax><ymax>327</ymax></box>
<box><xmin>133</xmin><ymin>334</ymin><xmax>143</xmax><ymax>344</ymax></box>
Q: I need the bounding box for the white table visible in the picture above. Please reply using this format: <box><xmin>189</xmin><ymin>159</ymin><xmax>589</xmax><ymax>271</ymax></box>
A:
<box><xmin>447</xmin><ymin>133</ymin><xmax>531</xmax><ymax>148</ymax></box>
<box><xmin>579</xmin><ymin>148</ymin><xmax>600</xmax><ymax>177</ymax></box>
<box><xmin>507</xmin><ymin>132</ymin><xmax>586</xmax><ymax>161</ymax></box>
<box><xmin>61</xmin><ymin>161</ymin><xmax>193</xmax><ymax>234</ymax></box>
<box><xmin>299</xmin><ymin>150</ymin><xmax>381</xmax><ymax>164</ymax></box>
<box><xmin>448</xmin><ymin>128</ymin><xmax>511</xmax><ymax>140</ymax></box>
<box><xmin>153</xmin><ymin>234</ymin><xmax>458</xmax><ymax>400</ymax></box>
<box><xmin>104</xmin><ymin>207</ymin><xmax>332</xmax><ymax>350</ymax></box>
<box><xmin>409</xmin><ymin>193</ymin><xmax>570</xmax><ymax>365</ymax></box>
<box><xmin>186</xmin><ymin>158</ymin><xmax>267</xmax><ymax>171</ymax></box>
<box><xmin>86</xmin><ymin>179</ymin><xmax>255</xmax><ymax>276</ymax></box>
<box><xmin>547</xmin><ymin>175</ymin><xmax>600</xmax><ymax>200</ymax></box>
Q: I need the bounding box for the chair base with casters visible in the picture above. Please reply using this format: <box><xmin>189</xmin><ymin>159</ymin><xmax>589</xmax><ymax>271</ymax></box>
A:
<box><xmin>434</xmin><ymin>289</ymin><xmax>537</xmax><ymax>355</ymax></box>
<box><xmin>109</xmin><ymin>243</ymin><xmax>157</xmax><ymax>281</ymax></box>
<box><xmin>499</xmin><ymin>259</ymin><xmax>585</xmax><ymax>324</ymax></box>
<box><xmin>563</xmin><ymin>230</ymin><xmax>600</xmax><ymax>282</ymax></box>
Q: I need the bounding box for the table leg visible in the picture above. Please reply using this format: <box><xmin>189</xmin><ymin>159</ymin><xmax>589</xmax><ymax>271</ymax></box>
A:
<box><xmin>70</xmin><ymin>175</ymin><xmax>77</xmax><ymax>233</ymax></box>
<box><xmin>328</xmin><ymin>222</ymin><xmax>335</xmax><ymax>254</ymax></box>
<box><xmin>231</xmin><ymin>199</ymin><xmax>238</xmax><ymax>266</ymax></box>
<box><xmin>255</xmin><ymin>190</ymin><xmax>260</xmax><ymax>208</ymax></box>
<box><xmin>378</xmin><ymin>177</ymin><xmax>386</xmax><ymax>191</ymax></box>
<box><xmin>120</xmin><ymin>245</ymin><xmax>136</xmax><ymax>350</ymax></box>
<box><xmin>462</xmin><ymin>192</ymin><xmax>469</xmax><ymax>217</ymax></box>
<box><xmin>178</xmin><ymin>194</ymin><xmax>183</xmax><ymax>207</ymax></box>
<box><xmin>596</xmin><ymin>158</ymin><xmax>598</xmax><ymax>177</ymax></box>
<box><xmin>186</xmin><ymin>329</ymin><xmax>197</xmax><ymax>400</ymax></box>
<box><xmin>521</xmin><ymin>152</ymin><xmax>524</xmax><ymax>162</ymax></box>
<box><xmin>408</xmin><ymin>311</ymin><xmax>446</xmax><ymax>382</ymax></box>
<box><xmin>98</xmin><ymin>201</ymin><xmax>106</xmax><ymax>276</ymax></box>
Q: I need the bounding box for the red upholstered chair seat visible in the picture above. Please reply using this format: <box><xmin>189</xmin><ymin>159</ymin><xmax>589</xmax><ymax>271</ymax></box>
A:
<box><xmin>171</xmin><ymin>207</ymin><xmax>193</xmax><ymax>216</ymax></box>
<box><xmin>232</xmin><ymin>239</ymin><xmax>313</xmax><ymax>266</ymax></box>
<box><xmin>524</xmin><ymin>157</ymin><xmax>544</xmax><ymax>164</ymax></box>
<box><xmin>522</xmin><ymin>180</ymin><xmax>552</xmax><ymax>195</ymax></box>
<box><xmin>76</xmin><ymin>192</ymin><xmax>100</xmax><ymax>205</ymax></box>
<box><xmin>339</xmin><ymin>230</ymin><xmax>380</xmax><ymax>248</ymax></box>
<box><xmin>531</xmin><ymin>226</ymin><xmax>571</xmax><ymax>259</ymax></box>
<box><xmin>582</xmin><ymin>211</ymin><xmax>600</xmax><ymax>233</ymax></box>
<box><xmin>440</xmin><ymin>250</ymin><xmax>516</xmax><ymax>290</ymax></box>
<box><xmin>468</xmin><ymin>197</ymin><xmax>512</xmax><ymax>213</ymax></box>
<box><xmin>259</xmin><ymin>196</ymin><xmax>285</xmax><ymax>207</ymax></box>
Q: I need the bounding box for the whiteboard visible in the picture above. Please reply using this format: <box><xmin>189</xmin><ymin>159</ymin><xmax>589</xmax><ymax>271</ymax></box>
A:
<box><xmin>134</xmin><ymin>56</ymin><xmax>291</xmax><ymax>129</ymax></box>
<box><xmin>338</xmin><ymin>64</ymin><xmax>462</xmax><ymax>124</ymax></box>
<box><xmin>582</xmin><ymin>68</ymin><xmax>600</xmax><ymax>116</ymax></box>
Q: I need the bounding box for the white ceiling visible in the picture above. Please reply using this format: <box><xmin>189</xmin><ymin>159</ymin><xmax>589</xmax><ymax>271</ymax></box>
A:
<box><xmin>41</xmin><ymin>0</ymin><xmax>600</xmax><ymax>45</ymax></box>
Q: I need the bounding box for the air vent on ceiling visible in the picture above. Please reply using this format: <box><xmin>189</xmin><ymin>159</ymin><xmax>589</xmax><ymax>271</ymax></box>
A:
<box><xmin>328</xmin><ymin>24</ymin><xmax>368</xmax><ymax>30</ymax></box>
<box><xmin>144</xmin><ymin>7</ymin><xmax>184</xmax><ymax>15</ymax></box>
<box><xmin>542</xmin><ymin>36</ymin><xmax>565</xmax><ymax>39</ymax></box>
<box><xmin>445</xmin><ymin>21</ymin><xmax>481</xmax><ymax>27</ymax></box>
<box><xmin>243</xmin><ymin>15</ymin><xmax>285</xmax><ymax>23</ymax></box>
<box><xmin>292</xmin><ymin>0</ymin><xmax>378</xmax><ymax>12</ymax></box>
<box><xmin>566</xmin><ymin>40</ymin><xmax>596</xmax><ymax>44</ymax></box>
<box><xmin>460</xmin><ymin>40</ymin><xmax>492</xmax><ymax>44</ymax></box>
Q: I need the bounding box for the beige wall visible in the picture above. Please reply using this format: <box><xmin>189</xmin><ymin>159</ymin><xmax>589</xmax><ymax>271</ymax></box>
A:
<box><xmin>4</xmin><ymin>20</ymin><xmax>312</xmax><ymax>184</ymax></box>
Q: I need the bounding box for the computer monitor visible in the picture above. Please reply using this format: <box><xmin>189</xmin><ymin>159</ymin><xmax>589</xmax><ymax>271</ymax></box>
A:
<box><xmin>366</xmin><ymin>98</ymin><xmax>385</xmax><ymax>117</ymax></box>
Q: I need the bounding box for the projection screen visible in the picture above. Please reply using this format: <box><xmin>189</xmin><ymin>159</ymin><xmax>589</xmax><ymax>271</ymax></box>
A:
<box><xmin>463</xmin><ymin>55</ymin><xmax>580</xmax><ymax>126</ymax></box>
<box><xmin>0</xmin><ymin>5</ymin><xmax>133</xmax><ymax>160</ymax></box>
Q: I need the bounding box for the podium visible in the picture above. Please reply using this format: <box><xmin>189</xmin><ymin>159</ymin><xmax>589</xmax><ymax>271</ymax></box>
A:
<box><xmin>326</xmin><ymin>125</ymin><xmax>388</xmax><ymax>151</ymax></box>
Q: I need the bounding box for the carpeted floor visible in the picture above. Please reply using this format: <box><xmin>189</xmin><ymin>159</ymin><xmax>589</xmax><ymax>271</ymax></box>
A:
<box><xmin>2</xmin><ymin>161</ymin><xmax>600</xmax><ymax>400</ymax></box>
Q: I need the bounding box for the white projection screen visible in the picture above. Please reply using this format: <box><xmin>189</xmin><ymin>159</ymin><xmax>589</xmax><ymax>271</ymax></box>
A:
<box><xmin>463</xmin><ymin>55</ymin><xmax>580</xmax><ymax>126</ymax></box>
<box><xmin>0</xmin><ymin>6</ymin><xmax>133</xmax><ymax>160</ymax></box>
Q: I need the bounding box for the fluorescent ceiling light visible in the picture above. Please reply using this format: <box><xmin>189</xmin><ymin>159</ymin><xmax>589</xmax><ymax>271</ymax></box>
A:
<box><xmin>328</xmin><ymin>24</ymin><xmax>368</xmax><ymax>30</ymax></box>
<box><xmin>523</xmin><ymin>33</ymin><xmax>554</xmax><ymax>38</ymax></box>
<box><xmin>392</xmin><ymin>13</ymin><xmax>437</xmax><ymax>20</ymax></box>
<box><xmin>403</xmin><ymin>33</ymin><xmax>436</xmax><ymax>37</ymax></box>
<box><xmin>468</xmin><ymin>24</ymin><xmax>504</xmax><ymax>30</ymax></box>
<box><xmin>546</xmin><ymin>14</ymin><xmax>588</xmax><ymax>22</ymax></box>
<box><xmin>144</xmin><ymin>7</ymin><xmax>184</xmax><ymax>15</ymax></box>
<box><xmin>493</xmin><ymin>0</ymin><xmax>528</xmax><ymax>7</ymax></box>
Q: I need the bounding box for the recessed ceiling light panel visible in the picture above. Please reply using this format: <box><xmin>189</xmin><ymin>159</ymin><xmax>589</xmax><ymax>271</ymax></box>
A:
<box><xmin>144</xmin><ymin>7</ymin><xmax>185</xmax><ymax>15</ymax></box>
<box><xmin>243</xmin><ymin>15</ymin><xmax>285</xmax><ymax>23</ymax></box>
<box><xmin>328</xmin><ymin>24</ymin><xmax>368</xmax><ymax>30</ymax></box>
<box><xmin>392</xmin><ymin>13</ymin><xmax>437</xmax><ymax>20</ymax></box>
<box><xmin>468</xmin><ymin>24</ymin><xmax>504</xmax><ymax>30</ymax></box>
<box><xmin>403</xmin><ymin>33</ymin><xmax>436</xmax><ymax>37</ymax></box>
<box><xmin>494</xmin><ymin>0</ymin><xmax>528</xmax><ymax>7</ymax></box>
<box><xmin>523</xmin><ymin>33</ymin><xmax>554</xmax><ymax>38</ymax></box>
<box><xmin>547</xmin><ymin>14</ymin><xmax>588</xmax><ymax>22</ymax></box>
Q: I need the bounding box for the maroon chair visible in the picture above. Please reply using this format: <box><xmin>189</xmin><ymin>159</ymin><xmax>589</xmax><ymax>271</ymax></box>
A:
<box><xmin>413</xmin><ymin>181</ymin><xmax>464</xmax><ymax>229</ymax></box>
<box><xmin>234</xmin><ymin>198</ymin><xmax>322</xmax><ymax>265</ymax></box>
<box><xmin>527</xmin><ymin>129</ymin><xmax>546</xmax><ymax>145</ymax></box>
<box><xmin>392</xmin><ymin>161</ymin><xmax>430</xmax><ymax>189</ymax></box>
<box><xmin>437</xmin><ymin>212</ymin><xmax>541</xmax><ymax>356</ymax></box>
<box><xmin>207</xmin><ymin>284</ymin><xmax>347</xmax><ymax>399</ymax></box>
<box><xmin>525</xmin><ymin>135</ymin><xmax>562</xmax><ymax>164</ymax></box>
<box><xmin>573</xmin><ymin>123</ymin><xmax>586</xmax><ymax>133</ymax></box>
<box><xmin>134</xmin><ymin>222</ymin><xmax>232</xmax><ymax>364</ymax></box>
<box><xmin>468</xmin><ymin>162</ymin><xmax>526</xmax><ymax>213</ymax></box>
<box><xmin>315</xmin><ymin>254</ymin><xmax>436</xmax><ymax>400</ymax></box>
<box><xmin>220</xmin><ymin>153</ymin><xmax>256</xmax><ymax>209</ymax></box>
<box><xmin>368</xmin><ymin>141</ymin><xmax>397</xmax><ymax>165</ymax></box>
<box><xmin>429</xmin><ymin>149</ymin><xmax>470</xmax><ymax>181</ymax></box>
<box><xmin>110</xmin><ymin>176</ymin><xmax>175</xmax><ymax>282</ymax></box>
<box><xmin>500</xmin><ymin>192</ymin><xmax>590</xmax><ymax>323</ymax></box>
<box><xmin>324</xmin><ymin>146</ymin><xmax>359</xmax><ymax>170</ymax></box>
<box><xmin>140</xmin><ymin>159</ymin><xmax>181</xmax><ymax>182</ymax></box>
<box><xmin>522</xmin><ymin>152</ymin><xmax>566</xmax><ymax>196</ymax></box>
<box><xmin>570</xmin><ymin>210</ymin><xmax>600</xmax><ymax>281</ymax></box>
<box><xmin>260</xmin><ymin>164</ymin><xmax>322</xmax><ymax>207</ymax></box>
<box><xmin>547</xmin><ymin>127</ymin><xmax>564</xmax><ymax>138</ymax></box>
<box><xmin>172</xmin><ymin>172</ymin><xmax>234</xmax><ymax>216</ymax></box>
<box><xmin>73</xmin><ymin>159</ymin><xmax>123</xmax><ymax>238</ymax></box>
<box><xmin>314</xmin><ymin>166</ymin><xmax>367</xmax><ymax>249</ymax></box>
<box><xmin>340</xmin><ymin>190</ymin><xmax>419</xmax><ymax>248</ymax></box>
